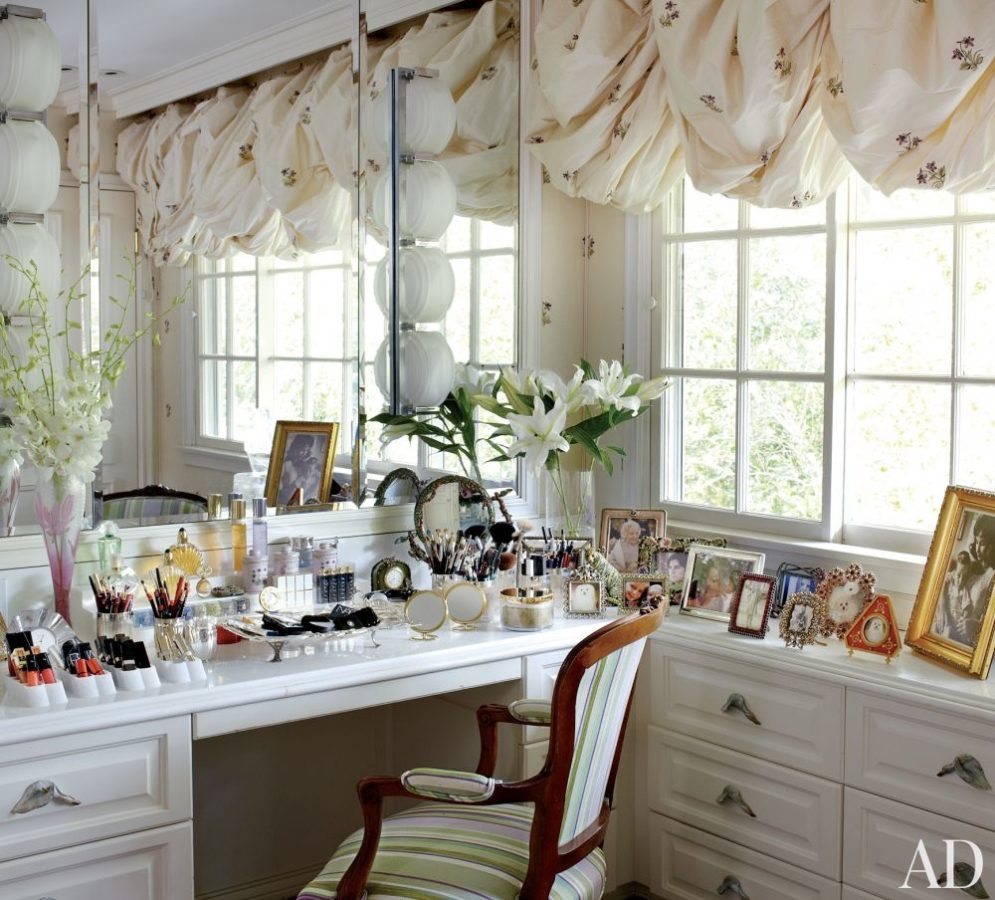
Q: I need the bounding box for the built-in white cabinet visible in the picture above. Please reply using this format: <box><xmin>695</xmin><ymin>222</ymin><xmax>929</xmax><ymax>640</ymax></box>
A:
<box><xmin>646</xmin><ymin>618</ymin><xmax>995</xmax><ymax>900</ymax></box>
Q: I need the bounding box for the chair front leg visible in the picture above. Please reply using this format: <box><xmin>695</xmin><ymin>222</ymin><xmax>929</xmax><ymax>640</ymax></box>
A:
<box><xmin>334</xmin><ymin>777</ymin><xmax>405</xmax><ymax>899</ymax></box>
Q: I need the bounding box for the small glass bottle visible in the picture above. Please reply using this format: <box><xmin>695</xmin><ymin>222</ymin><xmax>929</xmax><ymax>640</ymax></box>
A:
<box><xmin>97</xmin><ymin>521</ymin><xmax>123</xmax><ymax>573</ymax></box>
<box><xmin>252</xmin><ymin>498</ymin><xmax>268</xmax><ymax>557</ymax></box>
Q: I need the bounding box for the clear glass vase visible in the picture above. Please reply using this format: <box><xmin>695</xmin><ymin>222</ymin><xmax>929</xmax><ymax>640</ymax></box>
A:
<box><xmin>34</xmin><ymin>472</ymin><xmax>86</xmax><ymax>623</ymax></box>
<box><xmin>0</xmin><ymin>459</ymin><xmax>20</xmax><ymax>537</ymax></box>
<box><xmin>544</xmin><ymin>461</ymin><xmax>595</xmax><ymax>539</ymax></box>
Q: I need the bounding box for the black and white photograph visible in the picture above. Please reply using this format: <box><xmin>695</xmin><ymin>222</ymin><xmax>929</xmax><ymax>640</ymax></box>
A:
<box><xmin>778</xmin><ymin>592</ymin><xmax>826</xmax><ymax>649</ymax></box>
<box><xmin>265</xmin><ymin>421</ymin><xmax>339</xmax><ymax>507</ymax></box>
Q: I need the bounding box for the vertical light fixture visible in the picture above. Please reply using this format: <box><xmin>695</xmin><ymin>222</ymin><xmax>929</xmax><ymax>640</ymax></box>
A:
<box><xmin>0</xmin><ymin>4</ymin><xmax>63</xmax><ymax>315</ymax></box>
<box><xmin>372</xmin><ymin>67</ymin><xmax>459</xmax><ymax>414</ymax></box>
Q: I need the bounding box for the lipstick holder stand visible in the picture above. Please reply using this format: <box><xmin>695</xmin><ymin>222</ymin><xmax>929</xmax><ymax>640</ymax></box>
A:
<box><xmin>3</xmin><ymin>675</ymin><xmax>68</xmax><ymax>708</ymax></box>
<box><xmin>110</xmin><ymin>665</ymin><xmax>161</xmax><ymax>692</ymax></box>
<box><xmin>55</xmin><ymin>667</ymin><xmax>117</xmax><ymax>699</ymax></box>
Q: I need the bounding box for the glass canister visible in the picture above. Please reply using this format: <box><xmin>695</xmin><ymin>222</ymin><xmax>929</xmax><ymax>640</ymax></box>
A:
<box><xmin>500</xmin><ymin>587</ymin><xmax>555</xmax><ymax>631</ymax></box>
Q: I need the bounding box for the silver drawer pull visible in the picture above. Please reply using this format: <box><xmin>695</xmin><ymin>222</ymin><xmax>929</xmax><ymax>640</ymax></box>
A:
<box><xmin>10</xmin><ymin>780</ymin><xmax>81</xmax><ymax>815</ymax></box>
<box><xmin>937</xmin><ymin>755</ymin><xmax>992</xmax><ymax>792</ymax></box>
<box><xmin>939</xmin><ymin>863</ymin><xmax>989</xmax><ymax>898</ymax></box>
<box><xmin>717</xmin><ymin>875</ymin><xmax>751</xmax><ymax>899</ymax></box>
<box><xmin>716</xmin><ymin>785</ymin><xmax>757</xmax><ymax>818</ymax></box>
<box><xmin>721</xmin><ymin>693</ymin><xmax>761</xmax><ymax>726</ymax></box>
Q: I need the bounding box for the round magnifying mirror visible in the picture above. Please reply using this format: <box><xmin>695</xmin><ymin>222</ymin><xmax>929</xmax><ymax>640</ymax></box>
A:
<box><xmin>404</xmin><ymin>590</ymin><xmax>448</xmax><ymax>640</ymax></box>
<box><xmin>445</xmin><ymin>581</ymin><xmax>487</xmax><ymax>631</ymax></box>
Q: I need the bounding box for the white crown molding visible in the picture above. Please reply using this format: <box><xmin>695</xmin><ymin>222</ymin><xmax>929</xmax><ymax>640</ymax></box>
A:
<box><xmin>364</xmin><ymin>0</ymin><xmax>455</xmax><ymax>32</ymax></box>
<box><xmin>107</xmin><ymin>4</ymin><xmax>354</xmax><ymax>119</ymax></box>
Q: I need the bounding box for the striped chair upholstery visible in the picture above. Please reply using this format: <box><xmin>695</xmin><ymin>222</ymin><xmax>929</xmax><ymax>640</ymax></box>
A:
<box><xmin>559</xmin><ymin>640</ymin><xmax>646</xmax><ymax>843</ymax></box>
<box><xmin>298</xmin><ymin>803</ymin><xmax>606</xmax><ymax>900</ymax></box>
<box><xmin>299</xmin><ymin>608</ymin><xmax>662</xmax><ymax>900</ymax></box>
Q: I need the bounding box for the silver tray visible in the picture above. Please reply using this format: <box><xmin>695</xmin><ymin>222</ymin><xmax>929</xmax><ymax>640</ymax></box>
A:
<box><xmin>221</xmin><ymin>613</ymin><xmax>374</xmax><ymax>662</ymax></box>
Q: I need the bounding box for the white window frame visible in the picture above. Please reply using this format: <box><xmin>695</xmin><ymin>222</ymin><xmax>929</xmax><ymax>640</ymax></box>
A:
<box><xmin>649</xmin><ymin>177</ymin><xmax>995</xmax><ymax>558</ymax></box>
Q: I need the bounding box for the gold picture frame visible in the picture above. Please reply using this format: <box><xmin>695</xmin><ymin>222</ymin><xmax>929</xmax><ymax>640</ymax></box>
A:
<box><xmin>264</xmin><ymin>420</ymin><xmax>339</xmax><ymax>508</ymax></box>
<box><xmin>906</xmin><ymin>485</ymin><xmax>995</xmax><ymax>678</ymax></box>
<box><xmin>599</xmin><ymin>508</ymin><xmax>666</xmax><ymax>572</ymax></box>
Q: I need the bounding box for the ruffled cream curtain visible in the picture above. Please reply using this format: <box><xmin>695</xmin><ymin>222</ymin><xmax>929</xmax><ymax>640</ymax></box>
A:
<box><xmin>115</xmin><ymin>0</ymin><xmax>519</xmax><ymax>266</ymax></box>
<box><xmin>529</xmin><ymin>0</ymin><xmax>995</xmax><ymax>211</ymax></box>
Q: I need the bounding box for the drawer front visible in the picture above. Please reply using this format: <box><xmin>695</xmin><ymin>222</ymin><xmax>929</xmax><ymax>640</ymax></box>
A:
<box><xmin>650</xmin><ymin>643</ymin><xmax>844</xmax><ymax>778</ymax></box>
<box><xmin>0</xmin><ymin>717</ymin><xmax>191</xmax><ymax>862</ymax></box>
<box><xmin>648</xmin><ymin>726</ymin><xmax>842</xmax><ymax>879</ymax></box>
<box><xmin>523</xmin><ymin>649</ymin><xmax>568</xmax><ymax>742</ymax></box>
<box><xmin>844</xmin><ymin>787</ymin><xmax>995</xmax><ymax>900</ymax></box>
<box><xmin>0</xmin><ymin>821</ymin><xmax>193</xmax><ymax>900</ymax></box>
<box><xmin>846</xmin><ymin>691</ymin><xmax>995</xmax><ymax>830</ymax></box>
<box><xmin>648</xmin><ymin>814</ymin><xmax>841</xmax><ymax>900</ymax></box>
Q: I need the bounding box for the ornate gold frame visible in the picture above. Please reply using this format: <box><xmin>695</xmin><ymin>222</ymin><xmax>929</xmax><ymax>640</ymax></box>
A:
<box><xmin>906</xmin><ymin>485</ymin><xmax>995</xmax><ymax>678</ymax></box>
<box><xmin>264</xmin><ymin>420</ymin><xmax>339</xmax><ymax>508</ymax></box>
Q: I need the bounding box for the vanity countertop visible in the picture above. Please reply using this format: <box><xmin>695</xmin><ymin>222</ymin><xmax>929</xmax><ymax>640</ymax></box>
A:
<box><xmin>0</xmin><ymin>617</ymin><xmax>608</xmax><ymax>745</ymax></box>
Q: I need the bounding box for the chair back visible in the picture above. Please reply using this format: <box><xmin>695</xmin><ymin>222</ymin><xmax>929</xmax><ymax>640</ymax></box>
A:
<box><xmin>100</xmin><ymin>485</ymin><xmax>208</xmax><ymax>521</ymax></box>
<box><xmin>528</xmin><ymin>605</ymin><xmax>662</xmax><ymax>877</ymax></box>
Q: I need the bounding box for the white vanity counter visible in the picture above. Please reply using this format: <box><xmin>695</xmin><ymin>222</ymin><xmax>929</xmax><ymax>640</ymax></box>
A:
<box><xmin>0</xmin><ymin>617</ymin><xmax>606</xmax><ymax>745</ymax></box>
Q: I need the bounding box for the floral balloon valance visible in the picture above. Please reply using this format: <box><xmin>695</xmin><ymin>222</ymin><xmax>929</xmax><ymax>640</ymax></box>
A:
<box><xmin>528</xmin><ymin>0</ymin><xmax>995</xmax><ymax>212</ymax></box>
<box><xmin>114</xmin><ymin>0</ymin><xmax>518</xmax><ymax>267</ymax></box>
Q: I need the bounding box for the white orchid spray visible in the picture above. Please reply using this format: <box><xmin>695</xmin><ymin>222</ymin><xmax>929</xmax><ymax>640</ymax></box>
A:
<box><xmin>0</xmin><ymin>256</ymin><xmax>182</xmax><ymax>484</ymax></box>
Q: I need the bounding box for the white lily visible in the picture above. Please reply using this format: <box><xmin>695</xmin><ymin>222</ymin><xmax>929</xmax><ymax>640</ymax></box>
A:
<box><xmin>507</xmin><ymin>397</ymin><xmax>570</xmax><ymax>472</ymax></box>
<box><xmin>583</xmin><ymin>360</ymin><xmax>641</xmax><ymax>414</ymax></box>
<box><xmin>634</xmin><ymin>375</ymin><xmax>671</xmax><ymax>404</ymax></box>
<box><xmin>536</xmin><ymin>367</ymin><xmax>587</xmax><ymax>412</ymax></box>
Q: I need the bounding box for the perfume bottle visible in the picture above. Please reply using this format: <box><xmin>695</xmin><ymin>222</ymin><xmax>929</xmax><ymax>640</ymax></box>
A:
<box><xmin>230</xmin><ymin>498</ymin><xmax>247</xmax><ymax>572</ymax></box>
<box><xmin>97</xmin><ymin>521</ymin><xmax>123</xmax><ymax>573</ymax></box>
<box><xmin>252</xmin><ymin>498</ymin><xmax>268</xmax><ymax>556</ymax></box>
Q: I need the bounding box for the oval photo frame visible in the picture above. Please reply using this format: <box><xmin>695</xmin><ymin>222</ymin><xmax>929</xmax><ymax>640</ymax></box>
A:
<box><xmin>414</xmin><ymin>475</ymin><xmax>495</xmax><ymax>546</ymax></box>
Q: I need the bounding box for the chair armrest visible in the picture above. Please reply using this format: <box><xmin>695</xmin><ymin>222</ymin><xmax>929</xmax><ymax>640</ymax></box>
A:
<box><xmin>401</xmin><ymin>767</ymin><xmax>496</xmax><ymax>803</ymax></box>
<box><xmin>508</xmin><ymin>698</ymin><xmax>552</xmax><ymax>726</ymax></box>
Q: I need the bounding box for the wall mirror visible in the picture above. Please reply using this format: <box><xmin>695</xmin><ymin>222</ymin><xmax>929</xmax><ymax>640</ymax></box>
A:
<box><xmin>1</xmin><ymin>0</ymin><xmax>525</xmax><ymax>539</ymax></box>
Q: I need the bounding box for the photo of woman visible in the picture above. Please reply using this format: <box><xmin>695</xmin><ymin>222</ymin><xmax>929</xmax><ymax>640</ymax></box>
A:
<box><xmin>680</xmin><ymin>544</ymin><xmax>766</xmax><ymax>622</ymax></box>
<box><xmin>599</xmin><ymin>508</ymin><xmax>666</xmax><ymax>573</ymax></box>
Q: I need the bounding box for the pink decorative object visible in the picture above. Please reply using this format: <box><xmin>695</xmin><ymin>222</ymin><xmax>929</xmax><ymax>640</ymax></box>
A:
<box><xmin>34</xmin><ymin>473</ymin><xmax>84</xmax><ymax>623</ymax></box>
<box><xmin>0</xmin><ymin>459</ymin><xmax>20</xmax><ymax>536</ymax></box>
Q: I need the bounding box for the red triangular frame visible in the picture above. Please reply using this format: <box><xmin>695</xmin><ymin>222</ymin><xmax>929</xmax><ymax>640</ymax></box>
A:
<box><xmin>845</xmin><ymin>594</ymin><xmax>901</xmax><ymax>661</ymax></box>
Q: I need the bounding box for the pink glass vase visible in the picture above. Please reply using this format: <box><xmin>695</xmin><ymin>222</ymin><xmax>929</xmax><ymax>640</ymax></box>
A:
<box><xmin>34</xmin><ymin>472</ymin><xmax>85</xmax><ymax>623</ymax></box>
<box><xmin>0</xmin><ymin>460</ymin><xmax>20</xmax><ymax>537</ymax></box>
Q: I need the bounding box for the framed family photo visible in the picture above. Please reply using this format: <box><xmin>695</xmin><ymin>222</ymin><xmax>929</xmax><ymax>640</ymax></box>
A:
<box><xmin>265</xmin><ymin>421</ymin><xmax>339</xmax><ymax>507</ymax></box>
<box><xmin>906</xmin><ymin>486</ymin><xmax>995</xmax><ymax>678</ymax></box>
<box><xmin>679</xmin><ymin>545</ymin><xmax>766</xmax><ymax>622</ymax></box>
<box><xmin>621</xmin><ymin>576</ymin><xmax>668</xmax><ymax>610</ymax></box>
<box><xmin>728</xmin><ymin>574</ymin><xmax>776</xmax><ymax>638</ymax></box>
<box><xmin>599</xmin><ymin>508</ymin><xmax>666</xmax><ymax>573</ymax></box>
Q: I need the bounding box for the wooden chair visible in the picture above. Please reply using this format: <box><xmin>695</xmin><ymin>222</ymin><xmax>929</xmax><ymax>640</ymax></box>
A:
<box><xmin>298</xmin><ymin>603</ymin><xmax>663</xmax><ymax>900</ymax></box>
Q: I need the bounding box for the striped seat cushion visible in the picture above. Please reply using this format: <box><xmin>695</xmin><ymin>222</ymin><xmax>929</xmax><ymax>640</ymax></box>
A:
<box><xmin>297</xmin><ymin>802</ymin><xmax>606</xmax><ymax>900</ymax></box>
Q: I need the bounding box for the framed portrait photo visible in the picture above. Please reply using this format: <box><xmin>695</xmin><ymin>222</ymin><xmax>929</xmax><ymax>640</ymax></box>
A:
<box><xmin>906</xmin><ymin>486</ymin><xmax>995</xmax><ymax>678</ymax></box>
<box><xmin>566</xmin><ymin>580</ymin><xmax>604</xmax><ymax>618</ymax></box>
<box><xmin>621</xmin><ymin>576</ymin><xmax>668</xmax><ymax>611</ymax></box>
<box><xmin>680</xmin><ymin>545</ymin><xmax>766</xmax><ymax>622</ymax></box>
<box><xmin>728</xmin><ymin>574</ymin><xmax>775</xmax><ymax>638</ymax></box>
<box><xmin>265</xmin><ymin>421</ymin><xmax>339</xmax><ymax>507</ymax></box>
<box><xmin>779</xmin><ymin>591</ymin><xmax>827</xmax><ymax>649</ymax></box>
<box><xmin>599</xmin><ymin>508</ymin><xmax>666</xmax><ymax>573</ymax></box>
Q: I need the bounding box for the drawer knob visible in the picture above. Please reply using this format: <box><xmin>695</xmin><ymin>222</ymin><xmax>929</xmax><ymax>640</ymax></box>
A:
<box><xmin>939</xmin><ymin>863</ymin><xmax>988</xmax><ymax>898</ymax></box>
<box><xmin>717</xmin><ymin>875</ymin><xmax>751</xmax><ymax>899</ymax></box>
<box><xmin>10</xmin><ymin>780</ymin><xmax>81</xmax><ymax>815</ymax></box>
<box><xmin>721</xmin><ymin>693</ymin><xmax>761</xmax><ymax>726</ymax></box>
<box><xmin>937</xmin><ymin>755</ymin><xmax>992</xmax><ymax>792</ymax></box>
<box><xmin>716</xmin><ymin>784</ymin><xmax>757</xmax><ymax>818</ymax></box>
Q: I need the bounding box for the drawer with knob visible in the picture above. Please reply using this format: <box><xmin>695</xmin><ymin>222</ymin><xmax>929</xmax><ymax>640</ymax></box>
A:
<box><xmin>648</xmin><ymin>813</ymin><xmax>841</xmax><ymax>900</ymax></box>
<box><xmin>647</xmin><ymin>726</ymin><xmax>842</xmax><ymax>879</ymax></box>
<box><xmin>843</xmin><ymin>787</ymin><xmax>995</xmax><ymax>900</ymax></box>
<box><xmin>0</xmin><ymin>821</ymin><xmax>193</xmax><ymax>899</ymax></box>
<box><xmin>0</xmin><ymin>717</ymin><xmax>191</xmax><ymax>863</ymax></box>
<box><xmin>649</xmin><ymin>643</ymin><xmax>844</xmax><ymax>778</ymax></box>
<box><xmin>846</xmin><ymin>691</ymin><xmax>995</xmax><ymax>830</ymax></box>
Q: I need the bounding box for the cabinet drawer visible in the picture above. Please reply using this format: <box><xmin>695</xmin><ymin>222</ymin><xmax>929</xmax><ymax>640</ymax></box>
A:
<box><xmin>843</xmin><ymin>787</ymin><xmax>995</xmax><ymax>900</ymax></box>
<box><xmin>0</xmin><ymin>717</ymin><xmax>191</xmax><ymax>862</ymax></box>
<box><xmin>648</xmin><ymin>726</ymin><xmax>842</xmax><ymax>879</ymax></box>
<box><xmin>846</xmin><ymin>691</ymin><xmax>995</xmax><ymax>830</ymax></box>
<box><xmin>650</xmin><ymin>643</ymin><xmax>844</xmax><ymax>777</ymax></box>
<box><xmin>0</xmin><ymin>821</ymin><xmax>192</xmax><ymax>899</ymax></box>
<box><xmin>648</xmin><ymin>813</ymin><xmax>841</xmax><ymax>900</ymax></box>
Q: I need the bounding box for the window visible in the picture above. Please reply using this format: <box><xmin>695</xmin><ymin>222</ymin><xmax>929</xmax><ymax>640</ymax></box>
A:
<box><xmin>194</xmin><ymin>249</ymin><xmax>355</xmax><ymax>452</ymax></box>
<box><xmin>191</xmin><ymin>217</ymin><xmax>517</xmax><ymax>486</ymax></box>
<box><xmin>655</xmin><ymin>177</ymin><xmax>995</xmax><ymax>553</ymax></box>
